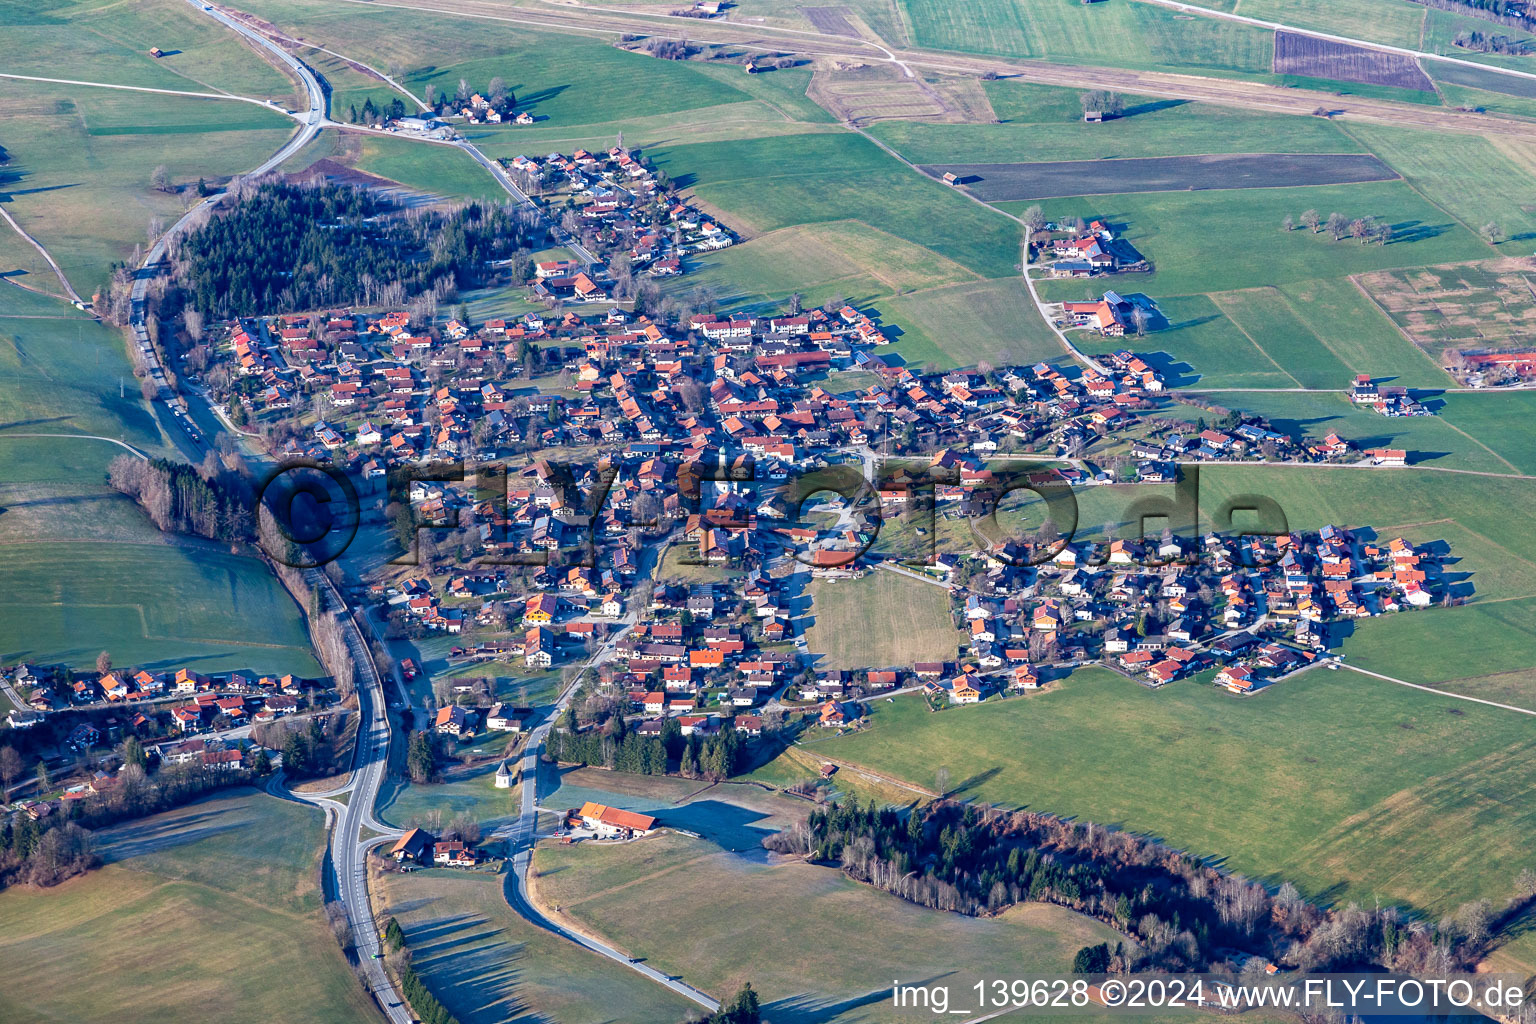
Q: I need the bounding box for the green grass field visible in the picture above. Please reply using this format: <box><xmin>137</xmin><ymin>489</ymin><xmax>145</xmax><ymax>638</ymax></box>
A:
<box><xmin>1023</xmin><ymin>182</ymin><xmax>1491</xmax><ymax>299</ymax></box>
<box><xmin>0</xmin><ymin>541</ymin><xmax>322</xmax><ymax>674</ymax></box>
<box><xmin>3</xmin><ymin>0</ymin><xmax>297</xmax><ymax>101</ymax></box>
<box><xmin>377</xmin><ymin>867</ymin><xmax>698</xmax><ymax>1024</ymax></box>
<box><xmin>350</xmin><ymin>135</ymin><xmax>504</xmax><ymax>203</ymax></box>
<box><xmin>533</xmin><ymin>830</ymin><xmax>1121</xmax><ymax>1024</ymax></box>
<box><xmin>649</xmin><ymin>131</ymin><xmax>1021</xmax><ymax>278</ymax></box>
<box><xmin>1434</xmin><ymin>391</ymin><xmax>1536</xmax><ymax>475</ymax></box>
<box><xmin>1209</xmin><ymin>286</ymin><xmax>1354</xmax><ymax>389</ymax></box>
<box><xmin>1276</xmin><ymin>276</ymin><xmax>1453</xmax><ymax>387</ymax></box>
<box><xmin>1342</xmin><ymin>123</ymin><xmax>1536</xmax><ymax>255</ymax></box>
<box><xmin>0</xmin><ymin>287</ymin><xmax>319</xmax><ymax>676</ymax></box>
<box><xmin>235</xmin><ymin>0</ymin><xmax>753</xmax><ymax>126</ymax></box>
<box><xmin>0</xmin><ymin>77</ymin><xmax>293</xmax><ymax>298</ymax></box>
<box><xmin>883</xmin><ymin>276</ymin><xmax>1066</xmax><ymax>370</ymax></box>
<box><xmin>0</xmin><ymin>790</ymin><xmax>374</xmax><ymax>1024</ymax></box>
<box><xmin>872</xmin><ymin>88</ymin><xmax>1363</xmax><ymax>164</ymax></box>
<box><xmin>377</xmin><ymin>763</ymin><xmax>523</xmax><ymax>832</ymax></box>
<box><xmin>1231</xmin><ymin>0</ymin><xmax>1428</xmax><ymax>49</ymax></box>
<box><xmin>804</xmin><ymin>571</ymin><xmax>962</xmax><ymax>670</ymax></box>
<box><xmin>899</xmin><ymin>0</ymin><xmax>1274</xmax><ymax>73</ymax></box>
<box><xmin>800</xmin><ymin>668</ymin><xmax>1536</xmax><ymax>914</ymax></box>
<box><xmin>674</xmin><ymin>218</ymin><xmax>980</xmax><ymax>312</ymax></box>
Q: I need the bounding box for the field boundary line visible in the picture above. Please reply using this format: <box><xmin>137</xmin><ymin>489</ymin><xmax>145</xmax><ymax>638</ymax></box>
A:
<box><xmin>1340</xmin><ymin>663</ymin><xmax>1536</xmax><ymax>716</ymax></box>
<box><xmin>1270</xmin><ymin>286</ymin><xmax>1369</xmax><ymax>378</ymax></box>
<box><xmin>1436</xmin><ymin>418</ymin><xmax>1522</xmax><ymax>475</ymax></box>
<box><xmin>0</xmin><ymin>432</ymin><xmax>148</xmax><ymax>458</ymax></box>
<box><xmin>1206</xmin><ymin>291</ymin><xmax>1307</xmax><ymax>388</ymax></box>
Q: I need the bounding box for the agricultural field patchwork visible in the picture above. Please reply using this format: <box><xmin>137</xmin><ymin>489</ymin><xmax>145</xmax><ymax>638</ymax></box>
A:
<box><xmin>1356</xmin><ymin>259</ymin><xmax>1536</xmax><ymax>361</ymax></box>
<box><xmin>648</xmin><ymin>131</ymin><xmax>1021</xmax><ymax>277</ymax></box>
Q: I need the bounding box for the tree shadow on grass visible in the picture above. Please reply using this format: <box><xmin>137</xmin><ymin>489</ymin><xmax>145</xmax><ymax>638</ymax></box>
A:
<box><xmin>765</xmin><ymin>975</ymin><xmax>954</xmax><ymax>1024</ymax></box>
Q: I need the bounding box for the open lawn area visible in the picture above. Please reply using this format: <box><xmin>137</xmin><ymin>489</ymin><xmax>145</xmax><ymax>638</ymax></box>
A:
<box><xmin>883</xmin><ymin>276</ymin><xmax>1067</xmax><ymax>371</ymax></box>
<box><xmin>0</xmin><ymin>289</ymin><xmax>319</xmax><ymax>676</ymax></box>
<box><xmin>350</xmin><ymin>135</ymin><xmax>503</xmax><ymax>203</ymax></box>
<box><xmin>0</xmin><ymin>78</ymin><xmax>293</xmax><ymax>299</ymax></box>
<box><xmin>871</xmin><ymin>86</ymin><xmax>1362</xmax><ymax>164</ymax></box>
<box><xmin>1226</xmin><ymin>0</ymin><xmax>1428</xmax><ymax>50</ymax></box>
<box><xmin>803</xmin><ymin>668</ymin><xmax>1536</xmax><ymax>914</ymax></box>
<box><xmin>649</xmin><ymin>132</ymin><xmax>1021</xmax><ymax>278</ymax></box>
<box><xmin>377</xmin><ymin>867</ymin><xmax>697</xmax><ymax>1024</ymax></box>
<box><xmin>378</xmin><ymin>763</ymin><xmax>523</xmax><ymax>832</ymax></box>
<box><xmin>236</xmin><ymin>0</ymin><xmax>753</xmax><ymax>126</ymax></box>
<box><xmin>1025</xmin><ymin>182</ymin><xmax>1491</xmax><ymax>300</ymax></box>
<box><xmin>1342</xmin><ymin>124</ymin><xmax>1536</xmax><ymax>256</ymax></box>
<box><xmin>898</xmin><ymin>0</ymin><xmax>1274</xmax><ymax>73</ymax></box>
<box><xmin>0</xmin><ymin>790</ymin><xmax>374</xmax><ymax>1024</ymax></box>
<box><xmin>0</xmin><ymin>541</ymin><xmax>321</xmax><ymax>675</ymax></box>
<box><xmin>803</xmin><ymin>571</ymin><xmax>962</xmax><ymax>670</ymax></box>
<box><xmin>1275</xmin><ymin>276</ymin><xmax>1453</xmax><ymax>387</ymax></box>
<box><xmin>672</xmin><ymin>218</ymin><xmax>980</xmax><ymax>314</ymax></box>
<box><xmin>532</xmin><ymin>830</ymin><xmax>1122</xmax><ymax>1024</ymax></box>
<box><xmin>3</xmin><ymin>0</ymin><xmax>298</xmax><ymax>101</ymax></box>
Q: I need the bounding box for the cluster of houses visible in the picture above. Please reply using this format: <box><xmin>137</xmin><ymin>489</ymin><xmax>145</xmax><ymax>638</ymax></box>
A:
<box><xmin>1349</xmin><ymin>374</ymin><xmax>1433</xmax><ymax>417</ymax></box>
<box><xmin>432</xmin><ymin>701</ymin><xmax>532</xmax><ymax>740</ymax></box>
<box><xmin>506</xmin><ymin>144</ymin><xmax>735</xmax><ymax>271</ymax></box>
<box><xmin>916</xmin><ymin>525</ymin><xmax>1448</xmax><ymax>704</ymax></box>
<box><xmin>3</xmin><ymin>663</ymin><xmax>316</xmax><ymax>730</ymax></box>
<box><xmin>1043</xmin><ymin>220</ymin><xmax>1149</xmax><ymax>279</ymax></box>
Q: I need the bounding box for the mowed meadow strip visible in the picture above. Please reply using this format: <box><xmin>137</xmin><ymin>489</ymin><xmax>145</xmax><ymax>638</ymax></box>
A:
<box><xmin>925</xmin><ymin>153</ymin><xmax>1398</xmax><ymax>202</ymax></box>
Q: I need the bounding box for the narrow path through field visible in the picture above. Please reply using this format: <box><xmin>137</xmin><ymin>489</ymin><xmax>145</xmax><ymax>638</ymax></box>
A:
<box><xmin>0</xmin><ymin>208</ymin><xmax>89</xmax><ymax>308</ymax></box>
<box><xmin>1341</xmin><ymin>663</ymin><xmax>1536</xmax><ymax>716</ymax></box>
<box><xmin>0</xmin><ymin>432</ymin><xmax>149</xmax><ymax>458</ymax></box>
<box><xmin>0</xmin><ymin>72</ymin><xmax>289</xmax><ymax>111</ymax></box>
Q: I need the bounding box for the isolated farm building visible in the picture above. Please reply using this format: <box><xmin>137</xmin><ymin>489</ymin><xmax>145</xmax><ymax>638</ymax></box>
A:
<box><xmin>576</xmin><ymin>802</ymin><xmax>656</xmax><ymax>838</ymax></box>
<box><xmin>390</xmin><ymin>828</ymin><xmax>434</xmax><ymax>863</ymax></box>
<box><xmin>1366</xmin><ymin>448</ymin><xmax>1408</xmax><ymax>467</ymax></box>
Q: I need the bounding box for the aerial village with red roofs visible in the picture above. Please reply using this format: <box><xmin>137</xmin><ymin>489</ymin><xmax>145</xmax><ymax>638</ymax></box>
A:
<box><xmin>2</xmin><ymin>177</ymin><xmax>1457</xmax><ymax>825</ymax></box>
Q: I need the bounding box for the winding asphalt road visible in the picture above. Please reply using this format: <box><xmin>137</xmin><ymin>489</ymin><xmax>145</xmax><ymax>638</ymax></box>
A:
<box><xmin>278</xmin><ymin>571</ymin><xmax>410</xmax><ymax>1024</ymax></box>
<box><xmin>489</xmin><ymin>617</ymin><xmax>720</xmax><ymax>1011</ymax></box>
